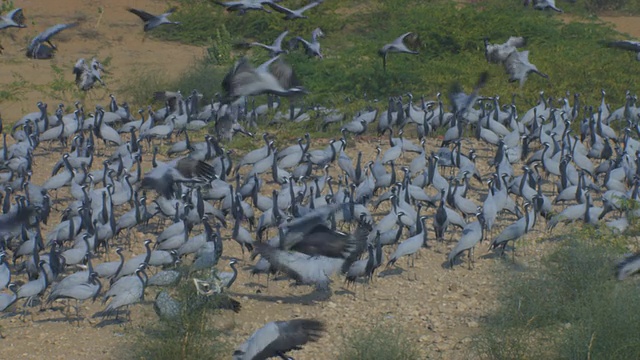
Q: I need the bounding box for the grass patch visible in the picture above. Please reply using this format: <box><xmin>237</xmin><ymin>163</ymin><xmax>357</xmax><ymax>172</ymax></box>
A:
<box><xmin>143</xmin><ymin>0</ymin><xmax>640</xmax><ymax>113</ymax></box>
<box><xmin>127</xmin><ymin>281</ymin><xmax>229</xmax><ymax>360</ymax></box>
<box><xmin>474</xmin><ymin>226</ymin><xmax>640</xmax><ymax>359</ymax></box>
<box><xmin>337</xmin><ymin>322</ymin><xmax>422</xmax><ymax>360</ymax></box>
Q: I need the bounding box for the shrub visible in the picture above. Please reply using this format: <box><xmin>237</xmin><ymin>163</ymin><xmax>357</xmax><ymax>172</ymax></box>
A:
<box><xmin>337</xmin><ymin>322</ymin><xmax>422</xmax><ymax>360</ymax></box>
<box><xmin>474</xmin><ymin>227</ymin><xmax>640</xmax><ymax>359</ymax></box>
<box><xmin>127</xmin><ymin>281</ymin><xmax>228</xmax><ymax>360</ymax></box>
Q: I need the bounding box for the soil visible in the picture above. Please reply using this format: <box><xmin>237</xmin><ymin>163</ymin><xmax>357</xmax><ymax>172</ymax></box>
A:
<box><xmin>0</xmin><ymin>2</ymin><xmax>638</xmax><ymax>360</ymax></box>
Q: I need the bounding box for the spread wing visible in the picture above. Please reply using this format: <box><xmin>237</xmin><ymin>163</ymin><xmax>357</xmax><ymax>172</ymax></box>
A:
<box><xmin>608</xmin><ymin>40</ymin><xmax>640</xmax><ymax>52</ymax></box>
<box><xmin>127</xmin><ymin>8</ymin><xmax>155</xmax><ymax>22</ymax></box>
<box><xmin>34</xmin><ymin>23</ymin><xmax>77</xmax><ymax>44</ymax></box>
<box><xmin>265</xmin><ymin>2</ymin><xmax>294</xmax><ymax>15</ymax></box>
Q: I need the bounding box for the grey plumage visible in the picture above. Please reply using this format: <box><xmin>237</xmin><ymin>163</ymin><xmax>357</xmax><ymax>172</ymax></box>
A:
<box><xmin>26</xmin><ymin>23</ymin><xmax>77</xmax><ymax>59</ymax></box>
<box><xmin>616</xmin><ymin>253</ymin><xmax>640</xmax><ymax>280</ymax></box>
<box><xmin>0</xmin><ymin>8</ymin><xmax>26</xmax><ymax>30</ymax></box>
<box><xmin>379</xmin><ymin>32</ymin><xmax>419</xmax><ymax>71</ymax></box>
<box><xmin>127</xmin><ymin>7</ymin><xmax>180</xmax><ymax>32</ymax></box>
<box><xmin>233</xmin><ymin>318</ymin><xmax>325</xmax><ymax>360</ymax></box>
<box><xmin>154</xmin><ymin>290</ymin><xmax>182</xmax><ymax>320</ymax></box>
<box><xmin>607</xmin><ymin>40</ymin><xmax>640</xmax><ymax>61</ymax></box>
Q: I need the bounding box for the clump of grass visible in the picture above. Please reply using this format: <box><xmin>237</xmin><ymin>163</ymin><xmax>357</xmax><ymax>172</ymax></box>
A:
<box><xmin>128</xmin><ymin>281</ymin><xmax>228</xmax><ymax>360</ymax></box>
<box><xmin>474</xmin><ymin>227</ymin><xmax>640</xmax><ymax>359</ymax></box>
<box><xmin>337</xmin><ymin>323</ymin><xmax>421</xmax><ymax>360</ymax></box>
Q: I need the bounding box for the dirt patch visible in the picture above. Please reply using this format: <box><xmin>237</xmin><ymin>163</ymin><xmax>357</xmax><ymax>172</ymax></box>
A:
<box><xmin>600</xmin><ymin>15</ymin><xmax>640</xmax><ymax>37</ymax></box>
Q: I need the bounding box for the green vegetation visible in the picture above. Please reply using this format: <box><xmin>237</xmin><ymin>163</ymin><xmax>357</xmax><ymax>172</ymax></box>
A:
<box><xmin>474</xmin><ymin>226</ymin><xmax>640</xmax><ymax>359</ymax></box>
<box><xmin>337</xmin><ymin>322</ymin><xmax>422</xmax><ymax>360</ymax></box>
<box><xmin>139</xmin><ymin>0</ymin><xmax>640</xmax><ymax>112</ymax></box>
<box><xmin>128</xmin><ymin>281</ymin><xmax>229</xmax><ymax>360</ymax></box>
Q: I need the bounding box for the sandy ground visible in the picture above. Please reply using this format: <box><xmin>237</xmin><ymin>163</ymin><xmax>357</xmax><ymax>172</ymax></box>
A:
<box><xmin>0</xmin><ymin>1</ymin><xmax>639</xmax><ymax>360</ymax></box>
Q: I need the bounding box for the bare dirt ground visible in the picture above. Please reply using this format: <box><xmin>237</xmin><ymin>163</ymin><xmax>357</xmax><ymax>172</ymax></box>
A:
<box><xmin>1</xmin><ymin>1</ymin><xmax>640</xmax><ymax>360</ymax></box>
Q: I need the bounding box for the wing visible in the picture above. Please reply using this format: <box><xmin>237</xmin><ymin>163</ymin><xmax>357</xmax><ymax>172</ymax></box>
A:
<box><xmin>270</xmin><ymin>58</ymin><xmax>300</xmax><ymax>89</ymax></box>
<box><xmin>273</xmin><ymin>30</ymin><xmax>289</xmax><ymax>48</ymax></box>
<box><xmin>394</xmin><ymin>32</ymin><xmax>413</xmax><ymax>44</ymax></box>
<box><xmin>311</xmin><ymin>28</ymin><xmax>324</xmax><ymax>42</ymax></box>
<box><xmin>299</xmin><ymin>1</ymin><xmax>322</xmax><ymax>12</ymax></box>
<box><xmin>505</xmin><ymin>36</ymin><xmax>525</xmax><ymax>48</ymax></box>
<box><xmin>7</xmin><ymin>8</ymin><xmax>24</xmax><ymax>22</ymax></box>
<box><xmin>37</xmin><ymin>23</ymin><xmax>77</xmax><ymax>43</ymax></box>
<box><xmin>127</xmin><ymin>8</ymin><xmax>155</xmax><ymax>22</ymax></box>
<box><xmin>258</xmin><ymin>319</ymin><xmax>324</xmax><ymax>358</ymax></box>
<box><xmin>265</xmin><ymin>2</ymin><xmax>293</xmax><ymax>14</ymax></box>
<box><xmin>608</xmin><ymin>40</ymin><xmax>640</xmax><ymax>52</ymax></box>
<box><xmin>163</xmin><ymin>7</ymin><xmax>178</xmax><ymax>16</ymax></box>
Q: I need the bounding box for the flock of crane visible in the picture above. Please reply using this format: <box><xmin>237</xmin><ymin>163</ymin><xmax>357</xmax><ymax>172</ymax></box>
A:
<box><xmin>3</xmin><ymin>1</ymin><xmax>640</xmax><ymax>359</ymax></box>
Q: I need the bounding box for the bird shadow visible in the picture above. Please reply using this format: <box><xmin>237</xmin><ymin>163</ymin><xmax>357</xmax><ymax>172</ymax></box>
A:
<box><xmin>232</xmin><ymin>288</ymin><xmax>332</xmax><ymax>305</ymax></box>
<box><xmin>377</xmin><ymin>267</ymin><xmax>405</xmax><ymax>277</ymax></box>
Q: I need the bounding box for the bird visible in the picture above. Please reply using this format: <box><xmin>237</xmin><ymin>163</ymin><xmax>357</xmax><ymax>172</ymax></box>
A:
<box><xmin>141</xmin><ymin>156</ymin><xmax>217</xmax><ymax>199</ymax></box>
<box><xmin>448</xmin><ymin>213</ymin><xmax>484</xmax><ymax>269</ymax></box>
<box><xmin>213</xmin><ymin>0</ymin><xmax>275</xmax><ymax>14</ymax></box>
<box><xmin>127</xmin><ymin>7</ymin><xmax>181</xmax><ymax>32</ymax></box>
<box><xmin>291</xmin><ymin>28</ymin><xmax>324</xmax><ymax>58</ymax></box>
<box><xmin>616</xmin><ymin>253</ymin><xmax>640</xmax><ymax>280</ymax></box>
<box><xmin>73</xmin><ymin>58</ymin><xmax>106</xmax><ymax>91</ymax></box>
<box><xmin>0</xmin><ymin>8</ymin><xmax>26</xmax><ymax>30</ymax></box>
<box><xmin>524</xmin><ymin>0</ymin><xmax>563</xmax><ymax>12</ymax></box>
<box><xmin>233</xmin><ymin>318</ymin><xmax>325</xmax><ymax>360</ymax></box>
<box><xmin>101</xmin><ymin>266</ymin><xmax>147</xmax><ymax>320</ymax></box>
<box><xmin>379</xmin><ymin>32</ymin><xmax>419</xmax><ymax>71</ymax></box>
<box><xmin>0</xmin><ymin>283</ymin><xmax>18</xmax><ymax>312</ymax></box>
<box><xmin>265</xmin><ymin>0</ymin><xmax>324</xmax><ymax>20</ymax></box>
<box><xmin>503</xmin><ymin>50</ymin><xmax>549</xmax><ymax>87</ymax></box>
<box><xmin>153</xmin><ymin>290</ymin><xmax>182</xmax><ymax>320</ymax></box>
<box><xmin>606</xmin><ymin>40</ymin><xmax>640</xmax><ymax>61</ymax></box>
<box><xmin>484</xmin><ymin>36</ymin><xmax>525</xmax><ymax>64</ymax></box>
<box><xmin>26</xmin><ymin>23</ymin><xmax>77</xmax><ymax>59</ymax></box>
<box><xmin>246</xmin><ymin>30</ymin><xmax>289</xmax><ymax>57</ymax></box>
<box><xmin>222</xmin><ymin>56</ymin><xmax>307</xmax><ymax>100</ymax></box>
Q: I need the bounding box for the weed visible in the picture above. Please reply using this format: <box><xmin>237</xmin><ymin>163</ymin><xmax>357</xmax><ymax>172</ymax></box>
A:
<box><xmin>337</xmin><ymin>322</ymin><xmax>422</xmax><ymax>360</ymax></box>
<box><xmin>127</xmin><ymin>281</ymin><xmax>228</xmax><ymax>360</ymax></box>
<box><xmin>474</xmin><ymin>227</ymin><xmax>640</xmax><ymax>359</ymax></box>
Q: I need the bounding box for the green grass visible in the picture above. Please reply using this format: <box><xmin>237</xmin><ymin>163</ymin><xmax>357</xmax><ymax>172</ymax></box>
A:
<box><xmin>337</xmin><ymin>322</ymin><xmax>422</xmax><ymax>360</ymax></box>
<box><xmin>107</xmin><ymin>0</ymin><xmax>640</xmax><ymax>153</ymax></box>
<box><xmin>140</xmin><ymin>0</ymin><xmax>640</xmax><ymax>113</ymax></box>
<box><xmin>473</xmin><ymin>226</ymin><xmax>640</xmax><ymax>359</ymax></box>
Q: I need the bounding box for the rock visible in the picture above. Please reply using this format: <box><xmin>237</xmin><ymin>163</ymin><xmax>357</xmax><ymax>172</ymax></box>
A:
<box><xmin>467</xmin><ymin>320</ymin><xmax>479</xmax><ymax>328</ymax></box>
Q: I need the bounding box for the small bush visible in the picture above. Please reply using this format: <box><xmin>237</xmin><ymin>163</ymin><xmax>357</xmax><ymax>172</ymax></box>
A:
<box><xmin>128</xmin><ymin>281</ymin><xmax>228</xmax><ymax>360</ymax></box>
<box><xmin>337</xmin><ymin>323</ymin><xmax>421</xmax><ymax>360</ymax></box>
<box><xmin>474</xmin><ymin>227</ymin><xmax>640</xmax><ymax>359</ymax></box>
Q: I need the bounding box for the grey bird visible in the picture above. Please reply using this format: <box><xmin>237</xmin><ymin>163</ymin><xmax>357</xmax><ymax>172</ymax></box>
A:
<box><xmin>607</xmin><ymin>40</ymin><xmax>640</xmax><ymax>61</ymax></box>
<box><xmin>378</xmin><ymin>32</ymin><xmax>419</xmax><ymax>71</ymax></box>
<box><xmin>503</xmin><ymin>50</ymin><xmax>548</xmax><ymax>87</ymax></box>
<box><xmin>127</xmin><ymin>7</ymin><xmax>180</xmax><ymax>32</ymax></box>
<box><xmin>26</xmin><ymin>23</ymin><xmax>77</xmax><ymax>59</ymax></box>
<box><xmin>616</xmin><ymin>253</ymin><xmax>640</xmax><ymax>280</ymax></box>
<box><xmin>233</xmin><ymin>318</ymin><xmax>325</xmax><ymax>360</ymax></box>
<box><xmin>0</xmin><ymin>8</ymin><xmax>26</xmax><ymax>30</ymax></box>
<box><xmin>222</xmin><ymin>57</ymin><xmax>307</xmax><ymax>100</ymax></box>
<box><xmin>0</xmin><ymin>283</ymin><xmax>18</xmax><ymax>312</ymax></box>
<box><xmin>154</xmin><ymin>290</ymin><xmax>181</xmax><ymax>320</ymax></box>
<box><xmin>0</xmin><ymin>253</ymin><xmax>10</xmax><ymax>289</ymax></box>
<box><xmin>291</xmin><ymin>28</ymin><xmax>324</xmax><ymax>58</ymax></box>
<box><xmin>484</xmin><ymin>36</ymin><xmax>525</xmax><ymax>64</ymax></box>
<box><xmin>448</xmin><ymin>213</ymin><xmax>484</xmax><ymax>269</ymax></box>
<box><xmin>141</xmin><ymin>156</ymin><xmax>216</xmax><ymax>199</ymax></box>
<box><xmin>248</xmin><ymin>30</ymin><xmax>289</xmax><ymax>57</ymax></box>
<box><xmin>266</xmin><ymin>0</ymin><xmax>323</xmax><ymax>20</ymax></box>
<box><xmin>148</xmin><ymin>269</ymin><xmax>182</xmax><ymax>287</ymax></box>
<box><xmin>101</xmin><ymin>266</ymin><xmax>147</xmax><ymax>319</ymax></box>
<box><xmin>524</xmin><ymin>0</ymin><xmax>563</xmax><ymax>12</ymax></box>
